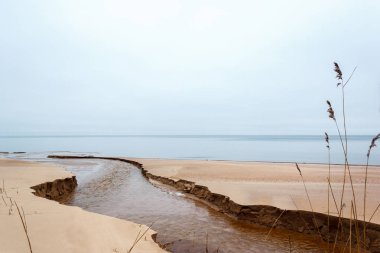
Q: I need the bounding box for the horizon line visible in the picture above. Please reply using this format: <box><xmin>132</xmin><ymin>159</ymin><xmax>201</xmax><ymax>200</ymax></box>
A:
<box><xmin>0</xmin><ymin>134</ymin><xmax>375</xmax><ymax>138</ymax></box>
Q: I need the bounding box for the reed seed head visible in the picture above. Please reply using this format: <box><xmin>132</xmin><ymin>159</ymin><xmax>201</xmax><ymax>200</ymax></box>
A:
<box><xmin>324</xmin><ymin>132</ymin><xmax>330</xmax><ymax>149</ymax></box>
<box><xmin>334</xmin><ymin>62</ymin><xmax>343</xmax><ymax>83</ymax></box>
<box><xmin>367</xmin><ymin>133</ymin><xmax>380</xmax><ymax>158</ymax></box>
<box><xmin>326</xmin><ymin>100</ymin><xmax>335</xmax><ymax>120</ymax></box>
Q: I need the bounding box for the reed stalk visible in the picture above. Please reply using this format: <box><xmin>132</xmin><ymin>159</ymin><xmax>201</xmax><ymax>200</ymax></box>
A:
<box><xmin>325</xmin><ymin>133</ymin><xmax>331</xmax><ymax>245</ymax></box>
<box><xmin>368</xmin><ymin>203</ymin><xmax>380</xmax><ymax>224</ymax></box>
<box><xmin>2</xmin><ymin>195</ymin><xmax>7</xmax><ymax>206</ymax></box>
<box><xmin>333</xmin><ymin>119</ymin><xmax>358</xmax><ymax>222</ymax></box>
<box><xmin>363</xmin><ymin>133</ymin><xmax>380</xmax><ymax>247</ymax></box>
<box><xmin>295</xmin><ymin>163</ymin><xmax>324</xmax><ymax>241</ymax></box>
<box><xmin>329</xmin><ymin>63</ymin><xmax>360</xmax><ymax>251</ymax></box>
<box><xmin>265</xmin><ymin>209</ymin><xmax>287</xmax><ymax>240</ymax></box>
<box><xmin>352</xmin><ymin>200</ymin><xmax>360</xmax><ymax>253</ymax></box>
<box><xmin>350</xmin><ymin>201</ymin><xmax>353</xmax><ymax>253</ymax></box>
<box><xmin>328</xmin><ymin>179</ymin><xmax>340</xmax><ymax>215</ymax></box>
<box><xmin>15</xmin><ymin>202</ymin><xmax>33</xmax><ymax>253</ymax></box>
<box><xmin>3</xmin><ymin>179</ymin><xmax>9</xmax><ymax>198</ymax></box>
<box><xmin>127</xmin><ymin>222</ymin><xmax>154</xmax><ymax>253</ymax></box>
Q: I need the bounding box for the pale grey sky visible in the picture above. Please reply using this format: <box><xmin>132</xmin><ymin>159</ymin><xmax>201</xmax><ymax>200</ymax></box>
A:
<box><xmin>0</xmin><ymin>0</ymin><xmax>379</xmax><ymax>135</ymax></box>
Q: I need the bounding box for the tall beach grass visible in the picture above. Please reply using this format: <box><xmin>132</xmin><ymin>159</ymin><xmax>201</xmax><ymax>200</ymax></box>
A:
<box><xmin>296</xmin><ymin>63</ymin><xmax>379</xmax><ymax>252</ymax></box>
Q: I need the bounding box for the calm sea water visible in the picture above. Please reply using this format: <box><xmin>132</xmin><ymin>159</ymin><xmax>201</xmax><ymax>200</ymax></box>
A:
<box><xmin>0</xmin><ymin>135</ymin><xmax>379</xmax><ymax>165</ymax></box>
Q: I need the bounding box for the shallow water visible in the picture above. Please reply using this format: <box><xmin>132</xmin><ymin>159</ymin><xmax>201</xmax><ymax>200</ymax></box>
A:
<box><xmin>1</xmin><ymin>135</ymin><xmax>378</xmax><ymax>165</ymax></box>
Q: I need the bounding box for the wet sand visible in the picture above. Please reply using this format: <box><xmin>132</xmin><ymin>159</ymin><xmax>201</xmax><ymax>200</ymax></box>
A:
<box><xmin>132</xmin><ymin>158</ymin><xmax>380</xmax><ymax>224</ymax></box>
<box><xmin>0</xmin><ymin>158</ymin><xmax>167</xmax><ymax>253</ymax></box>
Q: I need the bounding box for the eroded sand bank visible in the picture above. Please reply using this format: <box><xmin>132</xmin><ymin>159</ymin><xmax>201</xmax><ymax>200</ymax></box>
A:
<box><xmin>134</xmin><ymin>158</ymin><xmax>380</xmax><ymax>224</ymax></box>
<box><xmin>130</xmin><ymin>158</ymin><xmax>380</xmax><ymax>251</ymax></box>
<box><xmin>0</xmin><ymin>158</ymin><xmax>167</xmax><ymax>253</ymax></box>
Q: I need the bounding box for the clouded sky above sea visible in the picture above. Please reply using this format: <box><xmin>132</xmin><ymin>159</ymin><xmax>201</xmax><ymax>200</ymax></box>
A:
<box><xmin>0</xmin><ymin>0</ymin><xmax>379</xmax><ymax>135</ymax></box>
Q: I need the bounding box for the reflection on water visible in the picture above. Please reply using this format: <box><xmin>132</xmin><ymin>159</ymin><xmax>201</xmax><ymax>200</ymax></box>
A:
<box><xmin>59</xmin><ymin>158</ymin><xmax>326</xmax><ymax>253</ymax></box>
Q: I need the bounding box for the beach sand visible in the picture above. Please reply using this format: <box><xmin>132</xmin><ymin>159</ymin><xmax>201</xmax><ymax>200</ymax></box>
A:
<box><xmin>0</xmin><ymin>158</ymin><xmax>167</xmax><ymax>253</ymax></box>
<box><xmin>132</xmin><ymin>158</ymin><xmax>380</xmax><ymax>224</ymax></box>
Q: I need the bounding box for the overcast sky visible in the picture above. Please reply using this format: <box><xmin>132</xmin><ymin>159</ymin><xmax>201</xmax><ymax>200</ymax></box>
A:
<box><xmin>0</xmin><ymin>0</ymin><xmax>379</xmax><ymax>135</ymax></box>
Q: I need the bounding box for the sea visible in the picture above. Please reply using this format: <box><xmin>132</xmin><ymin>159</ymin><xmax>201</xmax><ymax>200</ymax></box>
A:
<box><xmin>0</xmin><ymin>135</ymin><xmax>379</xmax><ymax>165</ymax></box>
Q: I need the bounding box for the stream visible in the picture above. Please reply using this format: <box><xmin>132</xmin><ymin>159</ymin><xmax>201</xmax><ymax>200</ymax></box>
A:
<box><xmin>2</xmin><ymin>152</ymin><xmax>327</xmax><ymax>252</ymax></box>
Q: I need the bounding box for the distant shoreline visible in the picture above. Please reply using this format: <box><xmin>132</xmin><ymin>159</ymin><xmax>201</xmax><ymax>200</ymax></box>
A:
<box><xmin>1</xmin><ymin>135</ymin><xmax>378</xmax><ymax>165</ymax></box>
<box><xmin>0</xmin><ymin>134</ymin><xmax>375</xmax><ymax>138</ymax></box>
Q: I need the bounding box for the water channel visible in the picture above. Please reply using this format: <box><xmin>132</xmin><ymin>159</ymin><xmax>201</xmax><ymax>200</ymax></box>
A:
<box><xmin>2</xmin><ymin>153</ymin><xmax>327</xmax><ymax>252</ymax></box>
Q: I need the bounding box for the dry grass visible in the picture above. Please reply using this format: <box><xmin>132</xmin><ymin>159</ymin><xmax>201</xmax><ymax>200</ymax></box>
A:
<box><xmin>294</xmin><ymin>63</ymin><xmax>380</xmax><ymax>252</ymax></box>
<box><xmin>14</xmin><ymin>201</ymin><xmax>33</xmax><ymax>253</ymax></box>
<box><xmin>265</xmin><ymin>209</ymin><xmax>287</xmax><ymax>241</ymax></box>
<box><xmin>1</xmin><ymin>179</ymin><xmax>33</xmax><ymax>253</ymax></box>
<box><xmin>295</xmin><ymin>163</ymin><xmax>324</xmax><ymax>242</ymax></box>
<box><xmin>264</xmin><ymin>62</ymin><xmax>380</xmax><ymax>252</ymax></box>
<box><xmin>363</xmin><ymin>134</ymin><xmax>380</xmax><ymax>245</ymax></box>
<box><xmin>2</xmin><ymin>194</ymin><xmax>7</xmax><ymax>206</ymax></box>
<box><xmin>127</xmin><ymin>222</ymin><xmax>155</xmax><ymax>253</ymax></box>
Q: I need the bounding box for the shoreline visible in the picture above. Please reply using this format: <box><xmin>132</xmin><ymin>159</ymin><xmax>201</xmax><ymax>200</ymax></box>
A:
<box><xmin>49</xmin><ymin>155</ymin><xmax>380</xmax><ymax>252</ymax></box>
<box><xmin>128</xmin><ymin>156</ymin><xmax>380</xmax><ymax>167</ymax></box>
<box><xmin>3</xmin><ymin>151</ymin><xmax>380</xmax><ymax>167</ymax></box>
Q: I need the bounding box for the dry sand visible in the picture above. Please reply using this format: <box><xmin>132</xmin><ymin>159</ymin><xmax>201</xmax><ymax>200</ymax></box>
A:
<box><xmin>0</xmin><ymin>158</ymin><xmax>167</xmax><ymax>253</ymax></box>
<box><xmin>132</xmin><ymin>158</ymin><xmax>380</xmax><ymax>224</ymax></box>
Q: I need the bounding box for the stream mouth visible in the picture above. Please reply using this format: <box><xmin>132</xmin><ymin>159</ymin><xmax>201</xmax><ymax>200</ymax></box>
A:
<box><xmin>55</xmin><ymin>158</ymin><xmax>327</xmax><ymax>253</ymax></box>
<box><xmin>1</xmin><ymin>152</ymin><xmax>327</xmax><ymax>252</ymax></box>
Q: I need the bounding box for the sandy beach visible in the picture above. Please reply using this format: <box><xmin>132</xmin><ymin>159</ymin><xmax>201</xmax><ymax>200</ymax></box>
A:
<box><xmin>0</xmin><ymin>158</ymin><xmax>167</xmax><ymax>253</ymax></box>
<box><xmin>3</xmin><ymin>154</ymin><xmax>380</xmax><ymax>252</ymax></box>
<box><xmin>133</xmin><ymin>158</ymin><xmax>380</xmax><ymax>224</ymax></box>
<box><xmin>129</xmin><ymin>157</ymin><xmax>380</xmax><ymax>250</ymax></box>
